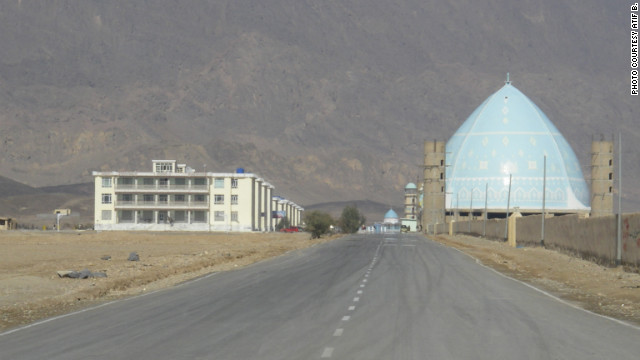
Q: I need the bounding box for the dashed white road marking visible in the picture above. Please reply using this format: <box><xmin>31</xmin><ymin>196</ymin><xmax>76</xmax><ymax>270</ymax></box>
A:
<box><xmin>357</xmin><ymin>290</ymin><xmax>363</xmax><ymax>294</ymax></box>
<box><xmin>321</xmin><ymin>347</ymin><xmax>334</xmax><ymax>358</ymax></box>
<box><xmin>348</xmin><ymin>306</ymin><xmax>355</xmax><ymax>311</ymax></box>
<box><xmin>334</xmin><ymin>328</ymin><xmax>344</xmax><ymax>336</ymax></box>
<box><xmin>342</xmin><ymin>316</ymin><xmax>351</xmax><ymax>321</ymax></box>
<box><xmin>360</xmin><ymin>284</ymin><xmax>365</xmax><ymax>288</ymax></box>
<box><xmin>354</xmin><ymin>297</ymin><xmax>360</xmax><ymax>302</ymax></box>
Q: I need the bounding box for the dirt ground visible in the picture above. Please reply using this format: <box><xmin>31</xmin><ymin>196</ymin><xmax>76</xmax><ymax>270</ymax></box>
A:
<box><xmin>1</xmin><ymin>231</ymin><xmax>639</xmax><ymax>332</ymax></box>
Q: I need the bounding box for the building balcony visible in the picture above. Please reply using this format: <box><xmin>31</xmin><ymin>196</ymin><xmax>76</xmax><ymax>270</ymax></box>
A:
<box><xmin>114</xmin><ymin>184</ymin><xmax>209</xmax><ymax>193</ymax></box>
<box><xmin>115</xmin><ymin>200</ymin><xmax>209</xmax><ymax>210</ymax></box>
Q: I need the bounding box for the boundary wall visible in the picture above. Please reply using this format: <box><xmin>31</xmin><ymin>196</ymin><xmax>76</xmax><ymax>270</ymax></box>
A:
<box><xmin>433</xmin><ymin>212</ymin><xmax>640</xmax><ymax>268</ymax></box>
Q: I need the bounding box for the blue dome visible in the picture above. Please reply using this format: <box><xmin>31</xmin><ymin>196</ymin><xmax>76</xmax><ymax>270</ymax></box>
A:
<box><xmin>446</xmin><ymin>80</ymin><xmax>589</xmax><ymax>211</ymax></box>
<box><xmin>405</xmin><ymin>182</ymin><xmax>417</xmax><ymax>189</ymax></box>
<box><xmin>384</xmin><ymin>209</ymin><xmax>399</xmax><ymax>219</ymax></box>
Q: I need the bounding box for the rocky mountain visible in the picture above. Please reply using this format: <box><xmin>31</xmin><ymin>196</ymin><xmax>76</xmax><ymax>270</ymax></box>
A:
<box><xmin>0</xmin><ymin>0</ymin><xmax>637</xmax><ymax>214</ymax></box>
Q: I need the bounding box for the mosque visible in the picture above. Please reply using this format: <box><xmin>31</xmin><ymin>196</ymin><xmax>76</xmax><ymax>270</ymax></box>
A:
<box><xmin>418</xmin><ymin>75</ymin><xmax>615</xmax><ymax>232</ymax></box>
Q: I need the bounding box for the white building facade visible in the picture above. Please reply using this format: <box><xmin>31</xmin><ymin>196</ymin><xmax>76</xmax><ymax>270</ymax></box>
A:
<box><xmin>93</xmin><ymin>160</ymin><xmax>303</xmax><ymax>232</ymax></box>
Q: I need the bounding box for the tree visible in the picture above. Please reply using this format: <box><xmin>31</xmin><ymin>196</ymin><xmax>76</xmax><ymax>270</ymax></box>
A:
<box><xmin>304</xmin><ymin>211</ymin><xmax>334</xmax><ymax>239</ymax></box>
<box><xmin>339</xmin><ymin>205</ymin><xmax>366</xmax><ymax>234</ymax></box>
<box><xmin>275</xmin><ymin>216</ymin><xmax>291</xmax><ymax>231</ymax></box>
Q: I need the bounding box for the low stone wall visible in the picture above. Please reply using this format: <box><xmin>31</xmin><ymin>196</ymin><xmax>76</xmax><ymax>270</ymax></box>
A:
<box><xmin>435</xmin><ymin>212</ymin><xmax>640</xmax><ymax>268</ymax></box>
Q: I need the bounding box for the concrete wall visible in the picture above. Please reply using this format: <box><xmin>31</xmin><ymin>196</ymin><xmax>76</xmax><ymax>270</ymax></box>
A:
<box><xmin>437</xmin><ymin>212</ymin><xmax>640</xmax><ymax>268</ymax></box>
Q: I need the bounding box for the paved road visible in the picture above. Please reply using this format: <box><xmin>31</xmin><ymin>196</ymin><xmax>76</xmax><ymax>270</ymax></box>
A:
<box><xmin>2</xmin><ymin>233</ymin><xmax>640</xmax><ymax>359</ymax></box>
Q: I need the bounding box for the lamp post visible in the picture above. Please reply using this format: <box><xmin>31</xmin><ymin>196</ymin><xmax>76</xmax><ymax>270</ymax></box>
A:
<box><xmin>504</xmin><ymin>174</ymin><xmax>512</xmax><ymax>241</ymax></box>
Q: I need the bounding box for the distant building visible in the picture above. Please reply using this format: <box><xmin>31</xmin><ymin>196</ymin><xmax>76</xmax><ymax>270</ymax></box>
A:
<box><xmin>93</xmin><ymin>160</ymin><xmax>303</xmax><ymax>232</ymax></box>
<box><xmin>373</xmin><ymin>208</ymin><xmax>401</xmax><ymax>233</ymax></box>
<box><xmin>0</xmin><ymin>217</ymin><xmax>15</xmax><ymax>231</ymax></box>
<box><xmin>401</xmin><ymin>183</ymin><xmax>418</xmax><ymax>232</ymax></box>
<box><xmin>445</xmin><ymin>76</ymin><xmax>590</xmax><ymax>215</ymax></box>
<box><xmin>422</xmin><ymin>76</ymin><xmax>596</xmax><ymax>232</ymax></box>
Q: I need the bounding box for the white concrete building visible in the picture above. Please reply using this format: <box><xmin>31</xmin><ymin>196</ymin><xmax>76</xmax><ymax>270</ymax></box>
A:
<box><xmin>93</xmin><ymin>160</ymin><xmax>303</xmax><ymax>232</ymax></box>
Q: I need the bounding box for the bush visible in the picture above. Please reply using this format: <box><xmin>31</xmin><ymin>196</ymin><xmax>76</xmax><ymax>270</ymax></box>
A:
<box><xmin>304</xmin><ymin>211</ymin><xmax>334</xmax><ymax>239</ymax></box>
<box><xmin>339</xmin><ymin>205</ymin><xmax>366</xmax><ymax>234</ymax></box>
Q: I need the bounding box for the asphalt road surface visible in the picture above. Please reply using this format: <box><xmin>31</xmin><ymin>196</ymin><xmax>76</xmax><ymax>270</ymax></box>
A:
<box><xmin>2</xmin><ymin>233</ymin><xmax>640</xmax><ymax>359</ymax></box>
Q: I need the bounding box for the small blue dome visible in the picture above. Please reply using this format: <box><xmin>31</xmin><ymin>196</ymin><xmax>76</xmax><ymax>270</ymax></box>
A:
<box><xmin>384</xmin><ymin>209</ymin><xmax>399</xmax><ymax>219</ymax></box>
<box><xmin>446</xmin><ymin>80</ymin><xmax>589</xmax><ymax>211</ymax></box>
<box><xmin>405</xmin><ymin>182</ymin><xmax>417</xmax><ymax>189</ymax></box>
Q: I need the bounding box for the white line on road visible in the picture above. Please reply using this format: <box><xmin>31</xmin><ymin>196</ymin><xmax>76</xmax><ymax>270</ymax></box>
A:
<box><xmin>334</xmin><ymin>328</ymin><xmax>344</xmax><ymax>336</ymax></box>
<box><xmin>357</xmin><ymin>290</ymin><xmax>363</xmax><ymax>294</ymax></box>
<box><xmin>342</xmin><ymin>316</ymin><xmax>350</xmax><ymax>321</ymax></box>
<box><xmin>348</xmin><ymin>306</ymin><xmax>355</xmax><ymax>311</ymax></box>
<box><xmin>354</xmin><ymin>297</ymin><xmax>360</xmax><ymax>302</ymax></box>
<box><xmin>321</xmin><ymin>347</ymin><xmax>334</xmax><ymax>358</ymax></box>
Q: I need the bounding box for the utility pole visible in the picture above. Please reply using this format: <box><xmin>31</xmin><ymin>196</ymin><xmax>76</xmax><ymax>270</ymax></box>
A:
<box><xmin>616</xmin><ymin>133</ymin><xmax>622</xmax><ymax>266</ymax></box>
<box><xmin>483</xmin><ymin>183</ymin><xmax>488</xmax><ymax>237</ymax></box>
<box><xmin>541</xmin><ymin>156</ymin><xmax>546</xmax><ymax>247</ymax></box>
<box><xmin>504</xmin><ymin>174</ymin><xmax>512</xmax><ymax>241</ymax></box>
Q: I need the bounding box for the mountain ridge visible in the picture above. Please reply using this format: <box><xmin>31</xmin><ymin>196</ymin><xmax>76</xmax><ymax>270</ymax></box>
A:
<box><xmin>0</xmin><ymin>1</ymin><xmax>637</xmax><ymax>210</ymax></box>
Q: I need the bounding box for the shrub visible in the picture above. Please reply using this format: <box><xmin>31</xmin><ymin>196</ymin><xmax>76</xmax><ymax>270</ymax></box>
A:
<box><xmin>304</xmin><ymin>211</ymin><xmax>334</xmax><ymax>239</ymax></box>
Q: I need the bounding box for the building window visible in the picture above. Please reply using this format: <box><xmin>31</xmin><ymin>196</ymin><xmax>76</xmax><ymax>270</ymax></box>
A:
<box><xmin>609</xmin><ymin>159</ymin><xmax>613</xmax><ymax>166</ymax></box>
<box><xmin>119</xmin><ymin>194</ymin><xmax>133</xmax><ymax>203</ymax></box>
<box><xmin>194</xmin><ymin>194</ymin><xmax>206</xmax><ymax>203</ymax></box>
<box><xmin>159</xmin><ymin>178</ymin><xmax>169</xmax><ymax>187</ymax></box>
<box><xmin>101</xmin><ymin>210</ymin><xmax>112</xmax><ymax>220</ymax></box>
<box><xmin>214</xmin><ymin>211</ymin><xmax>225</xmax><ymax>221</ymax></box>
<box><xmin>193</xmin><ymin>211</ymin><xmax>206</xmax><ymax>223</ymax></box>
<box><xmin>215</xmin><ymin>195</ymin><xmax>224</xmax><ymax>204</ymax></box>
<box><xmin>102</xmin><ymin>178</ymin><xmax>112</xmax><ymax>188</ymax></box>
<box><xmin>102</xmin><ymin>194</ymin><xmax>112</xmax><ymax>204</ymax></box>
<box><xmin>231</xmin><ymin>211</ymin><xmax>238</xmax><ymax>222</ymax></box>
<box><xmin>231</xmin><ymin>195</ymin><xmax>238</xmax><ymax>205</ymax></box>
<box><xmin>231</xmin><ymin>178</ymin><xmax>238</xmax><ymax>188</ymax></box>
<box><xmin>118</xmin><ymin>177</ymin><xmax>134</xmax><ymax>186</ymax></box>
<box><xmin>174</xmin><ymin>194</ymin><xmax>185</xmax><ymax>203</ymax></box>
<box><xmin>120</xmin><ymin>211</ymin><xmax>133</xmax><ymax>222</ymax></box>
<box><xmin>155</xmin><ymin>162</ymin><xmax>173</xmax><ymax>173</ymax></box>
<box><xmin>214</xmin><ymin>178</ymin><xmax>224</xmax><ymax>188</ymax></box>
<box><xmin>194</xmin><ymin>178</ymin><xmax>206</xmax><ymax>186</ymax></box>
<box><xmin>141</xmin><ymin>211</ymin><xmax>154</xmax><ymax>223</ymax></box>
<box><xmin>609</xmin><ymin>186</ymin><xmax>613</xmax><ymax>193</ymax></box>
<box><xmin>143</xmin><ymin>178</ymin><xmax>154</xmax><ymax>186</ymax></box>
<box><xmin>440</xmin><ymin>173</ymin><xmax>444</xmax><ymax>180</ymax></box>
<box><xmin>174</xmin><ymin>211</ymin><xmax>186</xmax><ymax>222</ymax></box>
<box><xmin>158</xmin><ymin>194</ymin><xmax>168</xmax><ymax>203</ymax></box>
<box><xmin>175</xmin><ymin>178</ymin><xmax>186</xmax><ymax>186</ymax></box>
<box><xmin>609</xmin><ymin>173</ymin><xmax>613</xmax><ymax>180</ymax></box>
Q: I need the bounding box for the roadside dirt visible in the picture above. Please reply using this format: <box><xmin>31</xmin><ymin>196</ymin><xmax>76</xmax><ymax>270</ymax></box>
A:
<box><xmin>0</xmin><ymin>231</ymin><xmax>337</xmax><ymax>331</ymax></box>
<box><xmin>432</xmin><ymin>234</ymin><xmax>640</xmax><ymax>326</ymax></box>
<box><xmin>2</xmin><ymin>231</ymin><xmax>639</xmax><ymax>332</ymax></box>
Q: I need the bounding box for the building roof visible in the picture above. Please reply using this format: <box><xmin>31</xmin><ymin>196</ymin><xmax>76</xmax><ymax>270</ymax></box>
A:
<box><xmin>384</xmin><ymin>208</ymin><xmax>399</xmax><ymax>219</ymax></box>
<box><xmin>445</xmin><ymin>78</ymin><xmax>590</xmax><ymax>212</ymax></box>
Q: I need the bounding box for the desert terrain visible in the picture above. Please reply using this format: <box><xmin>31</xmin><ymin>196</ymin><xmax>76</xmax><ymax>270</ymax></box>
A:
<box><xmin>1</xmin><ymin>231</ymin><xmax>639</xmax><ymax>332</ymax></box>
